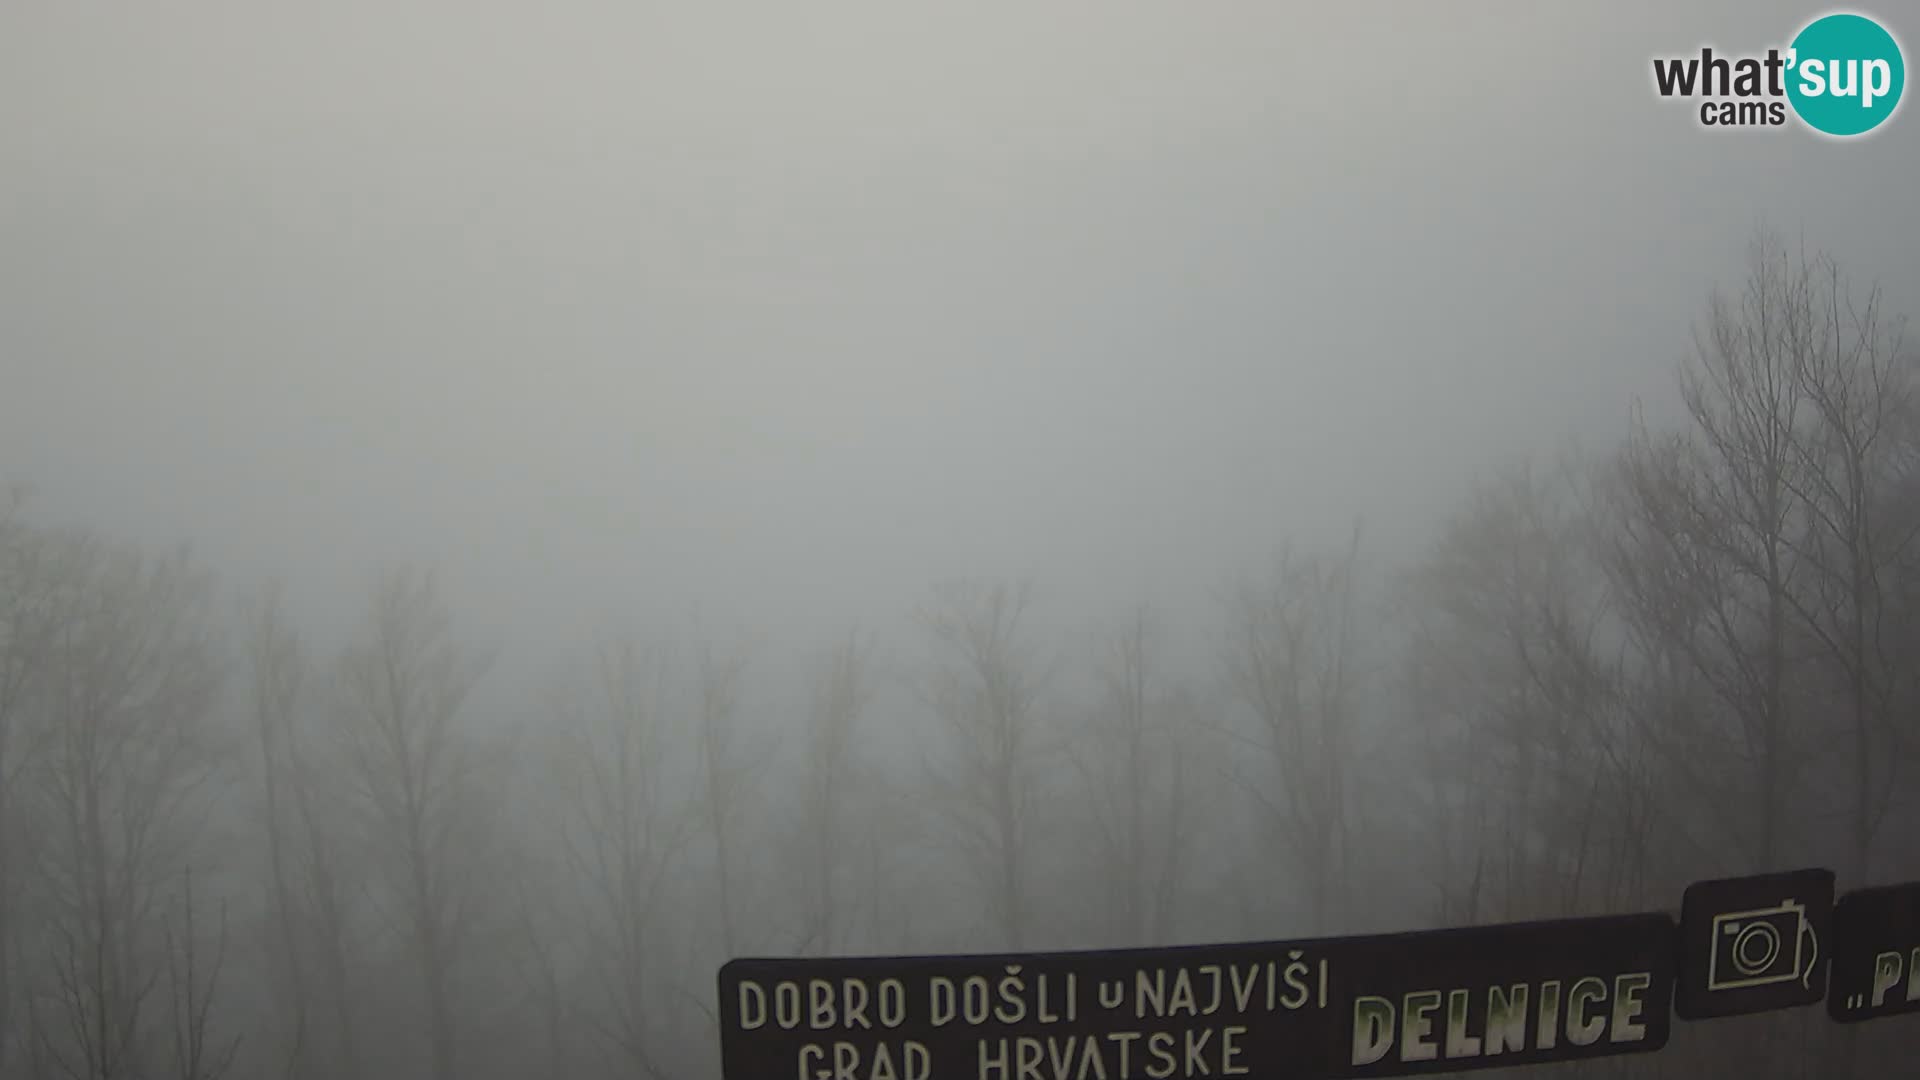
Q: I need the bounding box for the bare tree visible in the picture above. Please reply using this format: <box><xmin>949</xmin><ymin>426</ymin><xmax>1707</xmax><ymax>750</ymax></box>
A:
<box><xmin>1609</xmin><ymin>231</ymin><xmax>1818</xmax><ymax>874</ymax></box>
<box><xmin>693</xmin><ymin>640</ymin><xmax>753</xmax><ymax>961</ymax></box>
<box><xmin>796</xmin><ymin>630</ymin><xmax>873</xmax><ymax>955</ymax></box>
<box><xmin>1596</xmin><ymin>229</ymin><xmax>1920</xmax><ymax>891</ymax></box>
<box><xmin>918</xmin><ymin>580</ymin><xmax>1052</xmax><ymax>950</ymax></box>
<box><xmin>1764</xmin><ymin>245</ymin><xmax>1917</xmax><ymax>1080</ymax></box>
<box><xmin>232</xmin><ymin>597</ymin><xmax>368</xmax><ymax>1079</ymax></box>
<box><xmin>515</xmin><ymin>892</ymin><xmax>570</xmax><ymax>1080</ymax></box>
<box><xmin>0</xmin><ymin>493</ymin><xmax>55</xmax><ymax>1076</ymax></box>
<box><xmin>557</xmin><ymin>635</ymin><xmax>686</xmax><ymax>1080</ymax></box>
<box><xmin>239</xmin><ymin>584</ymin><xmax>311</xmax><ymax>1080</ymax></box>
<box><xmin>160</xmin><ymin>869</ymin><xmax>239</xmax><ymax>1080</ymax></box>
<box><xmin>1597</xmin><ymin>424</ymin><xmax>1747</xmax><ymax>865</ymax></box>
<box><xmin>1592</xmin><ymin>234</ymin><xmax>1920</xmax><ymax>1080</ymax></box>
<box><xmin>1222</xmin><ymin>525</ymin><xmax>1363</xmax><ymax>935</ymax></box>
<box><xmin>26</xmin><ymin>534</ymin><xmax>224</xmax><ymax>1080</ymax></box>
<box><xmin>1775</xmin><ymin>247</ymin><xmax>1917</xmax><ymax>883</ymax></box>
<box><xmin>1072</xmin><ymin>606</ymin><xmax>1193</xmax><ymax>947</ymax></box>
<box><xmin>280</xmin><ymin>713</ymin><xmax>363</xmax><ymax>1080</ymax></box>
<box><xmin>1398</xmin><ymin>463</ymin><xmax>1652</xmax><ymax>922</ymax></box>
<box><xmin>332</xmin><ymin>567</ymin><xmax>493</xmax><ymax>1080</ymax></box>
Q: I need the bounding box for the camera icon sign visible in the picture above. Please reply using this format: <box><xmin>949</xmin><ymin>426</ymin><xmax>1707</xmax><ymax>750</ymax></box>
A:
<box><xmin>1707</xmin><ymin>900</ymin><xmax>1818</xmax><ymax>992</ymax></box>
<box><xmin>1676</xmin><ymin>867</ymin><xmax>1833</xmax><ymax>1020</ymax></box>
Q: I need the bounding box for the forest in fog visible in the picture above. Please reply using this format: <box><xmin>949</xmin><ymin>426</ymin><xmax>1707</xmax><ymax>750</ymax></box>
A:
<box><xmin>1</xmin><ymin>231</ymin><xmax>1917</xmax><ymax>1079</ymax></box>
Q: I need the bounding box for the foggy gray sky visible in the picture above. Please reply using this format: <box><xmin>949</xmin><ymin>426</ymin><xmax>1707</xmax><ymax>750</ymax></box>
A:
<box><xmin>4</xmin><ymin>0</ymin><xmax>1916</xmax><ymax>667</ymax></box>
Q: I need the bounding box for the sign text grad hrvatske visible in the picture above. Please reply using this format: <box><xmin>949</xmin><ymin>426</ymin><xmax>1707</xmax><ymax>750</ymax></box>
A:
<box><xmin>717</xmin><ymin>912</ymin><xmax>1675</xmax><ymax>1080</ymax></box>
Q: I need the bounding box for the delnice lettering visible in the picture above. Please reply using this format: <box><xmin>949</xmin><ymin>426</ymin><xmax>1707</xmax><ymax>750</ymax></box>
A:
<box><xmin>1651</xmin><ymin>11</ymin><xmax>1906</xmax><ymax>137</ymax></box>
<box><xmin>1349</xmin><ymin>974</ymin><xmax>1653</xmax><ymax>1067</ymax></box>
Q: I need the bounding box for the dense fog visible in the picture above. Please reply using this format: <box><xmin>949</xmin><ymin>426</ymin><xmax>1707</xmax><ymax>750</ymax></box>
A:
<box><xmin>5</xmin><ymin>1</ymin><xmax>1919</xmax><ymax>1078</ymax></box>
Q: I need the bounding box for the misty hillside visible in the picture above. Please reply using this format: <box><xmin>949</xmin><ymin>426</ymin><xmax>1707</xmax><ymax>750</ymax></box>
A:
<box><xmin>4</xmin><ymin>2</ymin><xmax>1919</xmax><ymax>1079</ymax></box>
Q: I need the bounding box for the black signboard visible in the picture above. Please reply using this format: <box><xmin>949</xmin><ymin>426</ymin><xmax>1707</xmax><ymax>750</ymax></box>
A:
<box><xmin>718</xmin><ymin>913</ymin><xmax>1675</xmax><ymax>1080</ymax></box>
<box><xmin>1826</xmin><ymin>881</ymin><xmax>1920</xmax><ymax>1023</ymax></box>
<box><xmin>1674</xmin><ymin>867</ymin><xmax>1832</xmax><ymax>1020</ymax></box>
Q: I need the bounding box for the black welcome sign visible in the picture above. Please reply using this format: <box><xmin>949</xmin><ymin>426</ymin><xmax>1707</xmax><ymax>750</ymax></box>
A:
<box><xmin>719</xmin><ymin>914</ymin><xmax>1674</xmax><ymax>1080</ymax></box>
<box><xmin>718</xmin><ymin>865</ymin><xmax>1920</xmax><ymax>1079</ymax></box>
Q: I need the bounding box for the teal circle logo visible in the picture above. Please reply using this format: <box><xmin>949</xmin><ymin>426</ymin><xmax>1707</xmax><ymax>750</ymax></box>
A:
<box><xmin>1786</xmin><ymin>12</ymin><xmax>1905</xmax><ymax>136</ymax></box>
